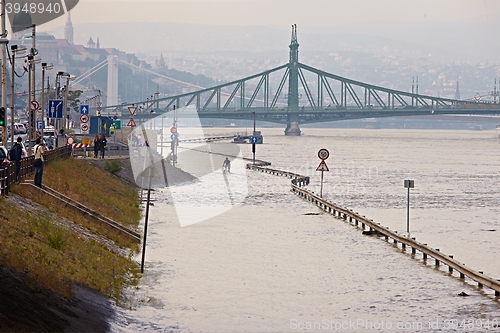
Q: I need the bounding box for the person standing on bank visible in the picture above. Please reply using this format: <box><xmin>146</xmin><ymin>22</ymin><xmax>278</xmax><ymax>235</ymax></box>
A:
<box><xmin>93</xmin><ymin>134</ymin><xmax>99</xmax><ymax>158</ymax></box>
<box><xmin>222</xmin><ymin>157</ymin><xmax>231</xmax><ymax>173</ymax></box>
<box><xmin>9</xmin><ymin>136</ymin><xmax>23</xmax><ymax>183</ymax></box>
<box><xmin>100</xmin><ymin>134</ymin><xmax>107</xmax><ymax>159</ymax></box>
<box><xmin>33</xmin><ymin>138</ymin><xmax>45</xmax><ymax>188</ymax></box>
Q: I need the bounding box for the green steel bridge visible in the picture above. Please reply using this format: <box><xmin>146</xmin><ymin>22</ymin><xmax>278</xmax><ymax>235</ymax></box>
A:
<box><xmin>102</xmin><ymin>25</ymin><xmax>500</xmax><ymax>136</ymax></box>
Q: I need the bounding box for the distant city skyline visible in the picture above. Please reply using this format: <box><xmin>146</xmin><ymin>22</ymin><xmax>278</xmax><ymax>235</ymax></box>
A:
<box><xmin>13</xmin><ymin>0</ymin><xmax>499</xmax><ymax>37</ymax></box>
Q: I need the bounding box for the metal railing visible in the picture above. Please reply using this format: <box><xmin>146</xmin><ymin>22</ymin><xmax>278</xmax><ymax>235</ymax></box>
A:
<box><xmin>0</xmin><ymin>146</ymin><xmax>72</xmax><ymax>196</ymax></box>
<box><xmin>247</xmin><ymin>162</ymin><xmax>500</xmax><ymax>298</ymax></box>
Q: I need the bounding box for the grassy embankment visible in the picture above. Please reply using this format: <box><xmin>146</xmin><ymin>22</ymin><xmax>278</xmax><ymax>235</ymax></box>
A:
<box><xmin>0</xmin><ymin>157</ymin><xmax>142</xmax><ymax>300</ymax></box>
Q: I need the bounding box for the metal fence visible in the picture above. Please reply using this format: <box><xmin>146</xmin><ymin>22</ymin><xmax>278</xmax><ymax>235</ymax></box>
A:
<box><xmin>0</xmin><ymin>146</ymin><xmax>72</xmax><ymax>196</ymax></box>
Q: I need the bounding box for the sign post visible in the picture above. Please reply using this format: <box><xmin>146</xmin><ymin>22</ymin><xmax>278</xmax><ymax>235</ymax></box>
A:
<box><xmin>404</xmin><ymin>179</ymin><xmax>415</xmax><ymax>233</ymax></box>
<box><xmin>251</xmin><ymin>136</ymin><xmax>258</xmax><ymax>164</ymax></box>
<box><xmin>127</xmin><ymin>105</ymin><xmax>137</xmax><ymax>129</ymax></box>
<box><xmin>316</xmin><ymin>148</ymin><xmax>330</xmax><ymax>198</ymax></box>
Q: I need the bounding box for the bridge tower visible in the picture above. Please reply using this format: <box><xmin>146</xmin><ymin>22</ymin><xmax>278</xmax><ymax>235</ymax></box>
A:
<box><xmin>284</xmin><ymin>24</ymin><xmax>301</xmax><ymax>136</ymax></box>
<box><xmin>107</xmin><ymin>55</ymin><xmax>119</xmax><ymax>106</ymax></box>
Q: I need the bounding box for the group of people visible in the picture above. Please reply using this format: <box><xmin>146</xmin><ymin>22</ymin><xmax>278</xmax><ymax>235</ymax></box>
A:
<box><xmin>93</xmin><ymin>134</ymin><xmax>108</xmax><ymax>159</ymax></box>
<box><xmin>34</xmin><ymin>131</ymin><xmax>55</xmax><ymax>150</ymax></box>
<box><xmin>9</xmin><ymin>136</ymin><xmax>45</xmax><ymax>187</ymax></box>
<box><xmin>129</xmin><ymin>133</ymin><xmax>142</xmax><ymax>147</ymax></box>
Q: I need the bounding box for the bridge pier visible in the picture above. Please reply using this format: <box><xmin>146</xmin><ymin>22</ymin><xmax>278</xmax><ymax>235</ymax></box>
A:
<box><xmin>284</xmin><ymin>121</ymin><xmax>301</xmax><ymax>136</ymax></box>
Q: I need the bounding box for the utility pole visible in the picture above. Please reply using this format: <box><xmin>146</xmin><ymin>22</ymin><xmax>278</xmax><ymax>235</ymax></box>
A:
<box><xmin>1</xmin><ymin>0</ymin><xmax>8</xmax><ymax>146</ymax></box>
<box><xmin>404</xmin><ymin>180</ymin><xmax>414</xmax><ymax>234</ymax></box>
<box><xmin>30</xmin><ymin>24</ymin><xmax>36</xmax><ymax>141</ymax></box>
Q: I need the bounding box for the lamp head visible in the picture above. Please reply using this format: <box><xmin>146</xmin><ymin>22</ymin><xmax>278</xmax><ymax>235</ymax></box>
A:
<box><xmin>11</xmin><ymin>45</ymin><xmax>27</xmax><ymax>55</ymax></box>
<box><xmin>42</xmin><ymin>62</ymin><xmax>54</xmax><ymax>70</ymax></box>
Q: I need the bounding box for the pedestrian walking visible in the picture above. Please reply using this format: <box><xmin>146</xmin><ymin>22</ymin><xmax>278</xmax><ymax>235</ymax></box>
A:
<box><xmin>46</xmin><ymin>134</ymin><xmax>55</xmax><ymax>150</ymax></box>
<box><xmin>222</xmin><ymin>157</ymin><xmax>231</xmax><ymax>173</ymax></box>
<box><xmin>9</xmin><ymin>136</ymin><xmax>23</xmax><ymax>183</ymax></box>
<box><xmin>93</xmin><ymin>134</ymin><xmax>99</xmax><ymax>158</ymax></box>
<box><xmin>100</xmin><ymin>134</ymin><xmax>107</xmax><ymax>159</ymax></box>
<box><xmin>33</xmin><ymin>138</ymin><xmax>45</xmax><ymax>188</ymax></box>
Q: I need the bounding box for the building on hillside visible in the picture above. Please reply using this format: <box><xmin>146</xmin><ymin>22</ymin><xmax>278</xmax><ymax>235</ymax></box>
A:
<box><xmin>155</xmin><ymin>53</ymin><xmax>167</xmax><ymax>70</ymax></box>
<box><xmin>57</xmin><ymin>39</ymin><xmax>83</xmax><ymax>62</ymax></box>
<box><xmin>20</xmin><ymin>32</ymin><xmax>58</xmax><ymax>63</ymax></box>
<box><xmin>102</xmin><ymin>48</ymin><xmax>128</xmax><ymax>61</ymax></box>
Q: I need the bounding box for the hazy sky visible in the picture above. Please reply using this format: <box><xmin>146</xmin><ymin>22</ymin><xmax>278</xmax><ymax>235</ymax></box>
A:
<box><xmin>28</xmin><ymin>0</ymin><xmax>499</xmax><ymax>35</ymax></box>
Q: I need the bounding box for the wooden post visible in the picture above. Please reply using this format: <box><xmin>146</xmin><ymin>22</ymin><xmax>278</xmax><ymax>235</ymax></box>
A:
<box><xmin>478</xmin><ymin>271</ymin><xmax>483</xmax><ymax>288</ymax></box>
<box><xmin>435</xmin><ymin>249</ymin><xmax>440</xmax><ymax>266</ymax></box>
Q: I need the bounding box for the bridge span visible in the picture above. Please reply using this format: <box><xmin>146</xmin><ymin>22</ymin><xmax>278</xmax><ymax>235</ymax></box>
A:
<box><xmin>100</xmin><ymin>25</ymin><xmax>500</xmax><ymax>136</ymax></box>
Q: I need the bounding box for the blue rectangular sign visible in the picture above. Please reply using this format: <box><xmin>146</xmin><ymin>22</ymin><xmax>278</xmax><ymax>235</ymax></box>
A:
<box><xmin>48</xmin><ymin>99</ymin><xmax>63</xmax><ymax>119</ymax></box>
<box><xmin>80</xmin><ymin>104</ymin><xmax>89</xmax><ymax>114</ymax></box>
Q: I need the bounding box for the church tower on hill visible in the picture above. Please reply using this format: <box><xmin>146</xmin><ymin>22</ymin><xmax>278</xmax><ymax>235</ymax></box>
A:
<box><xmin>64</xmin><ymin>11</ymin><xmax>74</xmax><ymax>45</ymax></box>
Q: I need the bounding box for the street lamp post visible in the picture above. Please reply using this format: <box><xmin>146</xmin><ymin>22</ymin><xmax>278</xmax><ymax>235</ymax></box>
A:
<box><xmin>404</xmin><ymin>179</ymin><xmax>415</xmax><ymax>233</ymax></box>
<box><xmin>161</xmin><ymin>116</ymin><xmax>168</xmax><ymax>157</ymax></box>
<box><xmin>10</xmin><ymin>45</ymin><xmax>26</xmax><ymax>146</ymax></box>
<box><xmin>252</xmin><ymin>111</ymin><xmax>256</xmax><ymax>164</ymax></box>
<box><xmin>56</xmin><ymin>71</ymin><xmax>70</xmax><ymax>142</ymax></box>
<box><xmin>30</xmin><ymin>25</ymin><xmax>36</xmax><ymax>131</ymax></box>
<box><xmin>1</xmin><ymin>0</ymin><xmax>6</xmax><ymax>146</ymax></box>
<box><xmin>41</xmin><ymin>63</ymin><xmax>53</xmax><ymax>135</ymax></box>
<box><xmin>63</xmin><ymin>75</ymin><xmax>74</xmax><ymax>132</ymax></box>
<box><xmin>26</xmin><ymin>55</ymin><xmax>41</xmax><ymax>149</ymax></box>
<box><xmin>0</xmin><ymin>37</ymin><xmax>8</xmax><ymax>146</ymax></box>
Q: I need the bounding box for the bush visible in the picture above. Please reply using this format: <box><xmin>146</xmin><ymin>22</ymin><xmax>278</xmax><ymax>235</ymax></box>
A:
<box><xmin>104</xmin><ymin>160</ymin><xmax>122</xmax><ymax>175</ymax></box>
<box><xmin>40</xmin><ymin>217</ymin><xmax>66</xmax><ymax>250</ymax></box>
<box><xmin>46</xmin><ymin>229</ymin><xmax>66</xmax><ymax>250</ymax></box>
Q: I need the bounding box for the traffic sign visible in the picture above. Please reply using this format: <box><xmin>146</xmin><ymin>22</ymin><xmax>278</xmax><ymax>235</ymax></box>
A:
<box><xmin>318</xmin><ymin>148</ymin><xmax>330</xmax><ymax>160</ymax></box>
<box><xmin>36</xmin><ymin>120</ymin><xmax>43</xmax><ymax>131</ymax></box>
<box><xmin>48</xmin><ymin>99</ymin><xmax>63</xmax><ymax>119</ymax></box>
<box><xmin>170</xmin><ymin>133</ymin><xmax>179</xmax><ymax>141</ymax></box>
<box><xmin>80</xmin><ymin>114</ymin><xmax>89</xmax><ymax>123</ymax></box>
<box><xmin>316</xmin><ymin>160</ymin><xmax>329</xmax><ymax>172</ymax></box>
<box><xmin>128</xmin><ymin>106</ymin><xmax>137</xmax><ymax>116</ymax></box>
<box><xmin>80</xmin><ymin>123</ymin><xmax>89</xmax><ymax>133</ymax></box>
<box><xmin>67</xmin><ymin>136</ymin><xmax>74</xmax><ymax>145</ymax></box>
<box><xmin>170</xmin><ymin>126</ymin><xmax>177</xmax><ymax>134</ymax></box>
<box><xmin>127</xmin><ymin>119</ymin><xmax>137</xmax><ymax>127</ymax></box>
<box><xmin>251</xmin><ymin>136</ymin><xmax>258</xmax><ymax>144</ymax></box>
<box><xmin>404</xmin><ymin>180</ymin><xmax>415</xmax><ymax>188</ymax></box>
<box><xmin>30</xmin><ymin>100</ymin><xmax>40</xmax><ymax>112</ymax></box>
<box><xmin>80</xmin><ymin>105</ymin><xmax>89</xmax><ymax>114</ymax></box>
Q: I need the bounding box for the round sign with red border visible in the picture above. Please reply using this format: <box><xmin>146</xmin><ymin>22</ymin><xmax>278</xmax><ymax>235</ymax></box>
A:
<box><xmin>80</xmin><ymin>123</ymin><xmax>89</xmax><ymax>132</ymax></box>
<box><xmin>67</xmin><ymin>136</ymin><xmax>74</xmax><ymax>145</ymax></box>
<box><xmin>318</xmin><ymin>148</ymin><xmax>330</xmax><ymax>160</ymax></box>
<box><xmin>170</xmin><ymin>126</ymin><xmax>177</xmax><ymax>134</ymax></box>
<box><xmin>30</xmin><ymin>100</ymin><xmax>40</xmax><ymax>112</ymax></box>
<box><xmin>80</xmin><ymin>114</ymin><xmax>89</xmax><ymax>123</ymax></box>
